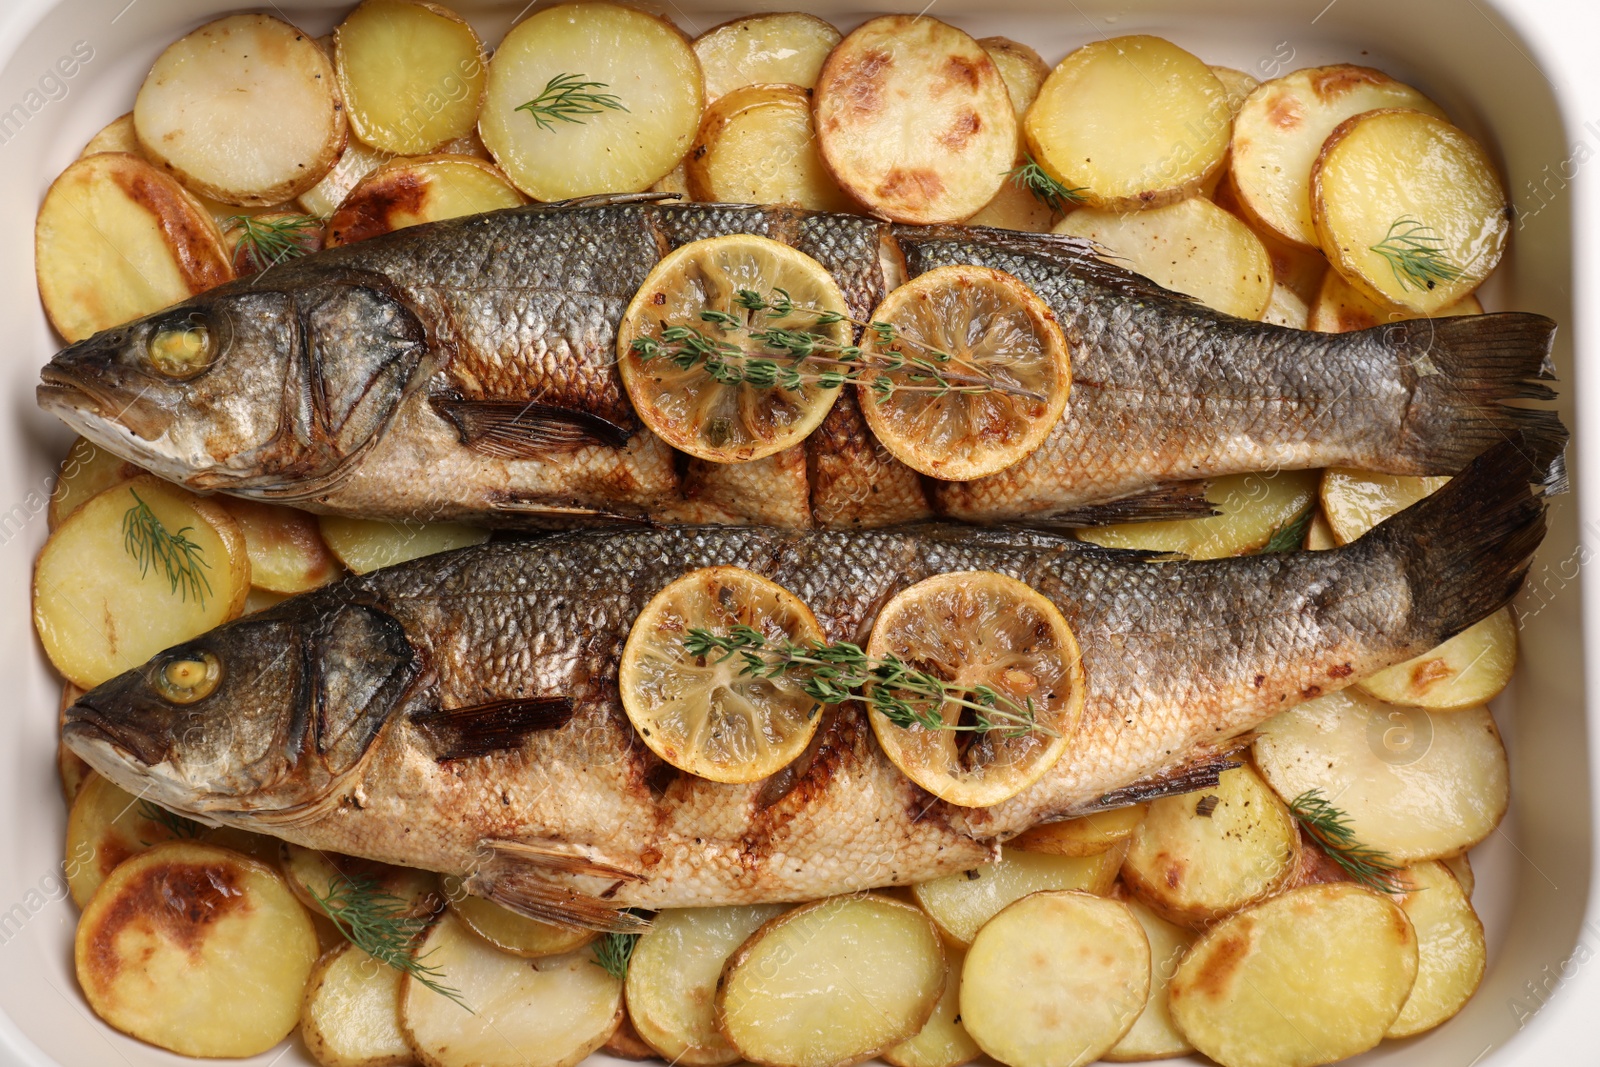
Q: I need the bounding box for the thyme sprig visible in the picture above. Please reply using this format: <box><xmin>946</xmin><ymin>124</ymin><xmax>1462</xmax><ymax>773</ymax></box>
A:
<box><xmin>224</xmin><ymin>213</ymin><xmax>321</xmax><ymax>272</ymax></box>
<box><xmin>591</xmin><ymin>932</ymin><xmax>640</xmax><ymax>979</ymax></box>
<box><xmin>136</xmin><ymin>800</ymin><xmax>205</xmax><ymax>842</ymax></box>
<box><xmin>1368</xmin><ymin>216</ymin><xmax>1463</xmax><ymax>293</ymax></box>
<box><xmin>121</xmin><ymin>491</ymin><xmax>213</xmax><ymax>609</ymax></box>
<box><xmin>1288</xmin><ymin>789</ymin><xmax>1405</xmax><ymax>894</ymax></box>
<box><xmin>1005</xmin><ymin>153</ymin><xmax>1087</xmax><ymax>214</ymax></box>
<box><xmin>516</xmin><ymin>73</ymin><xmax>627</xmax><ymax>132</ymax></box>
<box><xmin>311</xmin><ymin>875</ymin><xmax>471</xmax><ymax>1011</ymax></box>
<box><xmin>685</xmin><ymin>624</ymin><xmax>1052</xmax><ymax>738</ymax></box>
<box><xmin>629</xmin><ymin>287</ymin><xmax>1048</xmax><ymax>403</ymax></box>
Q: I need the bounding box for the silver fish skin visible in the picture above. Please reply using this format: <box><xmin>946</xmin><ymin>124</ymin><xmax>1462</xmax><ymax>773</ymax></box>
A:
<box><xmin>37</xmin><ymin>197</ymin><xmax>1564</xmax><ymax>530</ymax></box>
<box><xmin>61</xmin><ymin>445</ymin><xmax>1542</xmax><ymax>927</ymax></box>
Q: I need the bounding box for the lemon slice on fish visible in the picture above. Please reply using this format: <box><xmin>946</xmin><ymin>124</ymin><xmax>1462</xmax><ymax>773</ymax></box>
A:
<box><xmin>620</xmin><ymin>565</ymin><xmax>827</xmax><ymax>783</ymax></box>
<box><xmin>618</xmin><ymin>234</ymin><xmax>851</xmax><ymax>463</ymax></box>
<box><xmin>866</xmin><ymin>571</ymin><xmax>1084</xmax><ymax>807</ymax></box>
<box><xmin>858</xmin><ymin>265</ymin><xmax>1070</xmax><ymax>481</ymax></box>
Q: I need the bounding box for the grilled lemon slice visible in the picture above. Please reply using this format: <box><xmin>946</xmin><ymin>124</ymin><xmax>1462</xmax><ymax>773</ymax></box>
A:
<box><xmin>618</xmin><ymin>235</ymin><xmax>850</xmax><ymax>463</ymax></box>
<box><xmin>866</xmin><ymin>571</ymin><xmax>1083</xmax><ymax>807</ymax></box>
<box><xmin>620</xmin><ymin>566</ymin><xmax>827</xmax><ymax>783</ymax></box>
<box><xmin>858</xmin><ymin>266</ymin><xmax>1070</xmax><ymax>481</ymax></box>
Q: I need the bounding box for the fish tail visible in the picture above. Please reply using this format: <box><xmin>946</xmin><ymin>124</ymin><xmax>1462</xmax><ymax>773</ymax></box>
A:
<box><xmin>1389</xmin><ymin>313</ymin><xmax>1568</xmax><ymax>491</ymax></box>
<box><xmin>1365</xmin><ymin>439</ymin><xmax>1547</xmax><ymax>644</ymax></box>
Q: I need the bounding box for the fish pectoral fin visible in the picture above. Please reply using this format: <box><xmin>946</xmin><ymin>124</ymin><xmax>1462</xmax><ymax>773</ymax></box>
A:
<box><xmin>1018</xmin><ymin>481</ymin><xmax>1218</xmax><ymax>529</ymax></box>
<box><xmin>1063</xmin><ymin>735</ymin><xmax>1256</xmax><ymax>817</ymax></box>
<box><xmin>431</xmin><ymin>397</ymin><xmax>633</xmax><ymax>456</ymax></box>
<box><xmin>464</xmin><ymin>838</ymin><xmax>649</xmax><ymax>932</ymax></box>
<box><xmin>411</xmin><ymin>697</ymin><xmax>577</xmax><ymax>760</ymax></box>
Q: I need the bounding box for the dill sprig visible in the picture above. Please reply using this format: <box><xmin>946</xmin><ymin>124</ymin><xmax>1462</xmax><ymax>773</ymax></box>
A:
<box><xmin>1261</xmin><ymin>504</ymin><xmax>1316</xmax><ymax>554</ymax></box>
<box><xmin>685</xmin><ymin>624</ymin><xmax>1052</xmax><ymax>738</ymax></box>
<box><xmin>1288</xmin><ymin>789</ymin><xmax>1405</xmax><ymax>894</ymax></box>
<box><xmin>225</xmin><ymin>213</ymin><xmax>321</xmax><ymax>272</ymax></box>
<box><xmin>516</xmin><ymin>73</ymin><xmax>627</xmax><ymax>132</ymax></box>
<box><xmin>136</xmin><ymin>800</ymin><xmax>205</xmax><ymax>842</ymax></box>
<box><xmin>121</xmin><ymin>491</ymin><xmax>213</xmax><ymax>609</ymax></box>
<box><xmin>311</xmin><ymin>875</ymin><xmax>471</xmax><ymax>1011</ymax></box>
<box><xmin>591</xmin><ymin>932</ymin><xmax>640</xmax><ymax>979</ymax></box>
<box><xmin>1368</xmin><ymin>216</ymin><xmax>1463</xmax><ymax>293</ymax></box>
<box><xmin>1005</xmin><ymin>153</ymin><xmax>1087</xmax><ymax>214</ymax></box>
<box><xmin>629</xmin><ymin>287</ymin><xmax>1048</xmax><ymax>404</ymax></box>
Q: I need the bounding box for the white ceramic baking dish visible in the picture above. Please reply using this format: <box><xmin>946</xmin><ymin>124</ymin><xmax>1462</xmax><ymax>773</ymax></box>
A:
<box><xmin>1</xmin><ymin>0</ymin><xmax>1595</xmax><ymax>1063</ymax></box>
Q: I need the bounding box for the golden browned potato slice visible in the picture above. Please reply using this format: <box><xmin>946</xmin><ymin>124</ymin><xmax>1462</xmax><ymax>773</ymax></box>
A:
<box><xmin>479</xmin><ymin>2</ymin><xmax>703</xmax><ymax>201</ymax></box>
<box><xmin>1314</xmin><ymin>109</ymin><xmax>1507</xmax><ymax>313</ymax></box>
<box><xmin>1010</xmin><ymin>803</ymin><xmax>1149</xmax><ymax>858</ymax></box>
<box><xmin>298</xmin><ymin>137</ymin><xmax>394</xmax><ymax>218</ymax></box>
<box><xmin>1211</xmin><ymin>67</ymin><xmax>1260</xmax><ymax>116</ymax></box>
<box><xmin>317</xmin><ymin>514</ymin><xmax>489</xmax><ymax>574</ymax></box>
<box><xmin>222</xmin><ymin>210</ymin><xmax>325</xmax><ymax>275</ymax></box>
<box><xmin>1262</xmin><ymin>283</ymin><xmax>1310</xmax><ymax>329</ymax></box>
<box><xmin>1026</xmin><ymin>37</ymin><xmax>1229</xmax><ymax>211</ymax></box>
<box><xmin>65</xmin><ymin>772</ymin><xmax>208</xmax><ymax>907</ymax></box>
<box><xmin>75</xmin><ymin>841</ymin><xmax>319</xmax><ymax>1058</ymax></box>
<box><xmin>1054</xmin><ymin>197</ymin><xmax>1273</xmax><ymax>319</ymax></box>
<box><xmin>620</xmin><ymin>566</ymin><xmax>825</xmax><ymax>783</ymax></box>
<box><xmin>912</xmin><ymin>844</ymin><xmax>1126</xmax><ymax>946</ymax></box>
<box><xmin>301</xmin><ymin>943</ymin><xmax>412</xmax><ymax>1067</ymax></box>
<box><xmin>1169</xmin><ymin>884</ymin><xmax>1418</xmax><ymax>1067</ymax></box>
<box><xmin>685</xmin><ymin>84</ymin><xmax>854</xmax><ymax>211</ymax></box>
<box><xmin>1445</xmin><ymin>852</ymin><xmax>1475</xmax><ymax>897</ymax></box>
<box><xmin>859</xmin><ymin>265</ymin><xmax>1071</xmax><ymax>481</ymax></box>
<box><xmin>1081</xmin><ymin>470</ymin><xmax>1318</xmax><ymax>558</ymax></box>
<box><xmin>693</xmin><ymin>13</ymin><xmax>841</xmax><ymax>100</ymax></box>
<box><xmin>220</xmin><ymin>499</ymin><xmax>342</xmax><ymax>594</ymax></box>
<box><xmin>815</xmin><ymin>15</ymin><xmax>1015</xmax><ymax>224</ymax></box>
<box><xmin>1309</xmin><ymin>266</ymin><xmax>1482</xmax><ymax>332</ymax></box>
<box><xmin>1229</xmin><ymin>65</ymin><xmax>1447</xmax><ymax>247</ymax></box>
<box><xmin>961</xmin><ymin>891</ymin><xmax>1149</xmax><ymax>1067</ymax></box>
<box><xmin>1254</xmin><ymin>689</ymin><xmax>1510</xmax><ymax>861</ymax></box>
<box><xmin>134</xmin><ymin>14</ymin><xmax>346</xmax><ymax>205</ymax></box>
<box><xmin>48</xmin><ymin>437</ymin><xmax>146</xmax><ymax>529</ymax></box>
<box><xmin>336</xmin><ymin>0</ymin><xmax>487</xmax><ymax>155</ymax></box>
<box><xmin>717</xmin><ymin>895</ymin><xmax>946</xmax><ymax>1067</ymax></box>
<box><xmin>980</xmin><ymin>37</ymin><xmax>1049</xmax><ymax>118</ymax></box>
<box><xmin>58</xmin><ymin>683</ymin><xmax>92</xmax><ymax>802</ymax></box>
<box><xmin>626</xmin><ymin>904</ymin><xmax>789</xmax><ymax>1066</ymax></box>
<box><xmin>1360</xmin><ymin>607</ymin><xmax>1517</xmax><ymax>710</ymax></box>
<box><xmin>883</xmin><ymin>944</ymin><xmax>979</xmax><ymax>1067</ymax></box>
<box><xmin>964</xmin><ymin>180</ymin><xmax>1054</xmax><ymax>232</ymax></box>
<box><xmin>1304</xmin><ymin>510</ymin><xmax>1339</xmax><ymax>550</ymax></box>
<box><xmin>282</xmin><ymin>843</ymin><xmax>442</xmax><ymax>919</ymax></box>
<box><xmin>35</xmin><ymin>476</ymin><xmax>250</xmax><ymax>688</ymax></box>
<box><xmin>441</xmin><ymin>874</ymin><xmax>595</xmax><ymax>958</ymax></box>
<box><xmin>402</xmin><ymin>913</ymin><xmax>623</xmax><ymax>1067</ymax></box>
<box><xmin>1320</xmin><ymin>467</ymin><xmax>1450</xmax><ymax>544</ymax></box>
<box><xmin>1121</xmin><ymin>765</ymin><xmax>1301</xmax><ymax>927</ymax></box>
<box><xmin>1387</xmin><ymin>860</ymin><xmax>1485</xmax><ymax>1037</ymax></box>
<box><xmin>604</xmin><ymin>1016</ymin><xmax>658</xmax><ymax>1061</ymax></box>
<box><xmin>326</xmin><ymin>155</ymin><xmax>525</xmax><ymax>246</ymax></box>
<box><xmin>80</xmin><ymin>113</ymin><xmax>141</xmax><ymax>157</ymax></box>
<box><xmin>865</xmin><ymin>571</ymin><xmax>1084</xmax><ymax>807</ymax></box>
<box><xmin>36</xmin><ymin>152</ymin><xmax>233</xmax><ymax>342</ymax></box>
<box><xmin>1105</xmin><ymin>896</ymin><xmax>1197</xmax><ymax>1061</ymax></box>
<box><xmin>651</xmin><ymin>162</ymin><xmax>690</xmax><ymax>197</ymax></box>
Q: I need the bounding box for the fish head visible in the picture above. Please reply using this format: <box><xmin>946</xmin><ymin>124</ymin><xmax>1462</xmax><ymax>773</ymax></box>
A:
<box><xmin>37</xmin><ymin>272</ymin><xmax>428</xmax><ymax>497</ymax></box>
<box><xmin>61</xmin><ymin>595</ymin><xmax>420</xmax><ymax>824</ymax></box>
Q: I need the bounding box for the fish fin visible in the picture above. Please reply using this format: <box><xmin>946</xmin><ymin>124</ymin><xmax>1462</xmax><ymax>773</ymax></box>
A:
<box><xmin>545</xmin><ymin>191</ymin><xmax>683</xmax><ymax>210</ymax></box>
<box><xmin>432</xmin><ymin>397</ymin><xmax>633</xmax><ymax>455</ymax></box>
<box><xmin>1362</xmin><ymin>439</ymin><xmax>1546</xmax><ymax>645</ymax></box>
<box><xmin>1013</xmin><ymin>482</ymin><xmax>1217</xmax><ymax>528</ymax></box>
<box><xmin>1062</xmin><ymin>736</ymin><xmax>1255</xmax><ymax>817</ymax></box>
<box><xmin>465</xmin><ymin>839</ymin><xmax>649</xmax><ymax>932</ymax></box>
<box><xmin>1385</xmin><ymin>313</ymin><xmax>1567</xmax><ymax>491</ymax></box>
<box><xmin>411</xmin><ymin>697</ymin><xmax>576</xmax><ymax>760</ymax></box>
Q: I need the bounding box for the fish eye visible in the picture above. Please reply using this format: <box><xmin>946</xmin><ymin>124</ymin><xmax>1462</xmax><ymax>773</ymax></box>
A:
<box><xmin>154</xmin><ymin>650</ymin><xmax>222</xmax><ymax>704</ymax></box>
<box><xmin>146</xmin><ymin>315</ymin><xmax>213</xmax><ymax>379</ymax></box>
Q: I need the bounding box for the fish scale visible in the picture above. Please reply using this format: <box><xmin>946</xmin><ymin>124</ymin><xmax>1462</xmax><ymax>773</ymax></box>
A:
<box><xmin>62</xmin><ymin>445</ymin><xmax>1543</xmax><ymax>922</ymax></box>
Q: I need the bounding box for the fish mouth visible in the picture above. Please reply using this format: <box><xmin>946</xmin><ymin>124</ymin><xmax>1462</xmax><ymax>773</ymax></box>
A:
<box><xmin>36</xmin><ymin>367</ymin><xmax>108</xmax><ymax>416</ymax></box>
<box><xmin>62</xmin><ymin>699</ymin><xmax>172</xmax><ymax>768</ymax></box>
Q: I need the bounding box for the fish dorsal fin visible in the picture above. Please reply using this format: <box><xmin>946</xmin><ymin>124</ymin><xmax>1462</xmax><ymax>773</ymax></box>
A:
<box><xmin>411</xmin><ymin>697</ymin><xmax>576</xmax><ymax>760</ymax></box>
<box><xmin>431</xmin><ymin>397</ymin><xmax>633</xmax><ymax>456</ymax></box>
<box><xmin>463</xmin><ymin>838</ymin><xmax>648</xmax><ymax>932</ymax></box>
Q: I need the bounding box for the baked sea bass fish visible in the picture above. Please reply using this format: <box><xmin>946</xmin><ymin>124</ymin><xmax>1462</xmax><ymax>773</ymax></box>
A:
<box><xmin>63</xmin><ymin>445</ymin><xmax>1542</xmax><ymax>928</ymax></box>
<box><xmin>38</xmin><ymin>195</ymin><xmax>1563</xmax><ymax>529</ymax></box>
